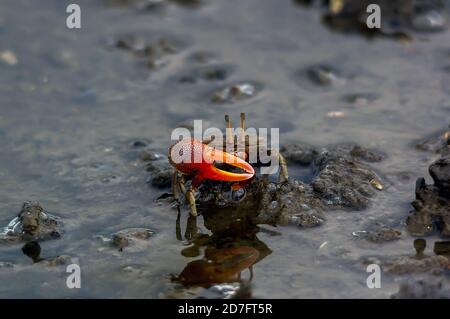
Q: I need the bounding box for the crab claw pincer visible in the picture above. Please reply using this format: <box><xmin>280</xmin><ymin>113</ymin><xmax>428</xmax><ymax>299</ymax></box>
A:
<box><xmin>168</xmin><ymin>139</ymin><xmax>255</xmax><ymax>186</ymax></box>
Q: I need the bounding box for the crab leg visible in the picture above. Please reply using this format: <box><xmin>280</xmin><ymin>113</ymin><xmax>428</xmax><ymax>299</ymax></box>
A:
<box><xmin>225</xmin><ymin>114</ymin><xmax>234</xmax><ymax>149</ymax></box>
<box><xmin>181</xmin><ymin>176</ymin><xmax>198</xmax><ymax>217</ymax></box>
<box><xmin>236</xmin><ymin>112</ymin><xmax>247</xmax><ymax>160</ymax></box>
<box><xmin>240</xmin><ymin>112</ymin><xmax>245</xmax><ymax>144</ymax></box>
<box><xmin>172</xmin><ymin>172</ymin><xmax>197</xmax><ymax>216</ymax></box>
<box><xmin>186</xmin><ymin>185</ymin><xmax>197</xmax><ymax>217</ymax></box>
<box><xmin>185</xmin><ymin>214</ymin><xmax>197</xmax><ymax>240</ymax></box>
<box><xmin>176</xmin><ymin>209</ymin><xmax>182</xmax><ymax>241</ymax></box>
<box><xmin>178</xmin><ymin>175</ymin><xmax>187</xmax><ymax>195</ymax></box>
<box><xmin>172</xmin><ymin>171</ymin><xmax>181</xmax><ymax>204</ymax></box>
<box><xmin>278</xmin><ymin>153</ymin><xmax>289</xmax><ymax>183</ymax></box>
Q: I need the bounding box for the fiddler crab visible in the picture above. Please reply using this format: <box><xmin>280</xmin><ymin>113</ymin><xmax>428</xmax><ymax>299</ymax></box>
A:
<box><xmin>168</xmin><ymin>113</ymin><xmax>289</xmax><ymax>216</ymax></box>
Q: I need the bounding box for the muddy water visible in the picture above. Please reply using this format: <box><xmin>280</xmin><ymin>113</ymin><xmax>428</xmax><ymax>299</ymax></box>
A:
<box><xmin>0</xmin><ymin>0</ymin><xmax>449</xmax><ymax>298</ymax></box>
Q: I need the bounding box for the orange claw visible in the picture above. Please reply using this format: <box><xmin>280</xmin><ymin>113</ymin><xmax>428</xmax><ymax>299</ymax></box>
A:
<box><xmin>168</xmin><ymin>138</ymin><xmax>255</xmax><ymax>187</ymax></box>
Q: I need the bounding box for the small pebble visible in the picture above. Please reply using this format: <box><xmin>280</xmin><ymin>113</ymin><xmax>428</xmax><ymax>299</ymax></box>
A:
<box><xmin>411</xmin><ymin>9</ymin><xmax>447</xmax><ymax>32</ymax></box>
<box><xmin>140</xmin><ymin>151</ymin><xmax>161</xmax><ymax>162</ymax></box>
<box><xmin>0</xmin><ymin>50</ymin><xmax>18</xmax><ymax>66</ymax></box>
<box><xmin>370</xmin><ymin>178</ymin><xmax>384</xmax><ymax>190</ymax></box>
<box><xmin>307</xmin><ymin>65</ymin><xmax>345</xmax><ymax>86</ymax></box>
<box><xmin>211</xmin><ymin>83</ymin><xmax>256</xmax><ymax>103</ymax></box>
<box><xmin>327</xmin><ymin>111</ymin><xmax>345</xmax><ymax>118</ymax></box>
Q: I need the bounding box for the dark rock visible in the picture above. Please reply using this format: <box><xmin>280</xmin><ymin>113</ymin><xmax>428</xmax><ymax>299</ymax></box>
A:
<box><xmin>39</xmin><ymin>255</ymin><xmax>73</xmax><ymax>267</ymax></box>
<box><xmin>281</xmin><ymin>143</ymin><xmax>319</xmax><ymax>165</ymax></box>
<box><xmin>202</xmin><ymin>68</ymin><xmax>228</xmax><ymax>81</ymax></box>
<box><xmin>118</xmin><ymin>228</ymin><xmax>153</xmax><ymax>240</ymax></box>
<box><xmin>282</xmin><ymin>143</ymin><xmax>384</xmax><ymax>166</ymax></box>
<box><xmin>112</xmin><ymin>33</ymin><xmax>183</xmax><ymax>70</ymax></box>
<box><xmin>342</xmin><ymin>93</ymin><xmax>380</xmax><ymax>105</ymax></box>
<box><xmin>406</xmin><ymin>155</ymin><xmax>450</xmax><ymax>237</ymax></box>
<box><xmin>144</xmin><ymin>153</ymin><xmax>173</xmax><ymax>188</ymax></box>
<box><xmin>149</xmin><ymin>167</ymin><xmax>172</xmax><ymax>188</ymax></box>
<box><xmin>129</xmin><ymin>139</ymin><xmax>149</xmax><ymax>148</ymax></box>
<box><xmin>112</xmin><ymin>233</ymin><xmax>129</xmax><ymax>249</ymax></box>
<box><xmin>186</xmin><ymin>51</ymin><xmax>218</xmax><ymax>64</ymax></box>
<box><xmin>257</xmin><ymin>179</ymin><xmax>327</xmax><ymax>226</ymax></box>
<box><xmin>22</xmin><ymin>241</ymin><xmax>43</xmax><ymax>262</ymax></box>
<box><xmin>304</xmin><ymin>0</ymin><xmax>448</xmax><ymax>39</ymax></box>
<box><xmin>293</xmin><ymin>211</ymin><xmax>326</xmax><ymax>228</ymax></box>
<box><xmin>349</xmin><ymin>145</ymin><xmax>384</xmax><ymax>163</ymax></box>
<box><xmin>414</xmin><ymin>238</ymin><xmax>427</xmax><ymax>255</ymax></box>
<box><xmin>414</xmin><ymin>127</ymin><xmax>450</xmax><ymax>154</ymax></box>
<box><xmin>20</xmin><ymin>240</ymin><xmax>71</xmax><ymax>266</ymax></box>
<box><xmin>0</xmin><ymin>202</ymin><xmax>62</xmax><ymax>243</ymax></box>
<box><xmin>429</xmin><ymin>155</ymin><xmax>450</xmax><ymax>193</ymax></box>
<box><xmin>103</xmin><ymin>228</ymin><xmax>155</xmax><ymax>252</ymax></box>
<box><xmin>392</xmin><ymin>279</ymin><xmax>450</xmax><ymax>299</ymax></box>
<box><xmin>306</xmin><ymin>65</ymin><xmax>345</xmax><ymax>86</ymax></box>
<box><xmin>434</xmin><ymin>241</ymin><xmax>450</xmax><ymax>255</ymax></box>
<box><xmin>170</xmin><ymin>142</ymin><xmax>384</xmax><ymax>231</ymax></box>
<box><xmin>145</xmin><ymin>162</ymin><xmax>159</xmax><ymax>172</ymax></box>
<box><xmin>384</xmin><ymin>255</ymin><xmax>450</xmax><ymax>274</ymax></box>
<box><xmin>176</xmin><ymin>65</ymin><xmax>232</xmax><ymax>84</ymax></box>
<box><xmin>114</xmin><ymin>34</ymin><xmax>146</xmax><ymax>51</ymax></box>
<box><xmin>96</xmin><ymin>228</ymin><xmax>155</xmax><ymax>253</ymax></box>
<box><xmin>112</xmin><ymin>228</ymin><xmax>154</xmax><ymax>250</ymax></box>
<box><xmin>139</xmin><ymin>150</ymin><xmax>161</xmax><ymax>162</ymax></box>
<box><xmin>211</xmin><ymin>82</ymin><xmax>258</xmax><ymax>103</ymax></box>
<box><xmin>198</xmin><ymin>66</ymin><xmax>230</xmax><ymax>82</ymax></box>
<box><xmin>311</xmin><ymin>150</ymin><xmax>380</xmax><ymax>210</ymax></box>
<box><xmin>365</xmin><ymin>227</ymin><xmax>402</xmax><ymax>243</ymax></box>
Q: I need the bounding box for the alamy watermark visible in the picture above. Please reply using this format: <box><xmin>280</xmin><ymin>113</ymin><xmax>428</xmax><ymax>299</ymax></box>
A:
<box><xmin>366</xmin><ymin>264</ymin><xmax>381</xmax><ymax>289</ymax></box>
<box><xmin>170</xmin><ymin>120</ymin><xmax>280</xmax><ymax>175</ymax></box>
<box><xmin>66</xmin><ymin>263</ymin><xmax>81</xmax><ymax>289</ymax></box>
<box><xmin>366</xmin><ymin>4</ymin><xmax>381</xmax><ymax>29</ymax></box>
<box><xmin>64</xmin><ymin>3</ymin><xmax>380</xmax><ymax>30</ymax></box>
<box><xmin>66</xmin><ymin>4</ymin><xmax>81</xmax><ymax>29</ymax></box>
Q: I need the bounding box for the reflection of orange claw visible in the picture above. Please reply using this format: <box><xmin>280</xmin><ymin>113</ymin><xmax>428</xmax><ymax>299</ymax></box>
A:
<box><xmin>178</xmin><ymin>246</ymin><xmax>259</xmax><ymax>286</ymax></box>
